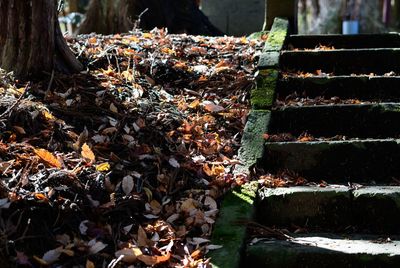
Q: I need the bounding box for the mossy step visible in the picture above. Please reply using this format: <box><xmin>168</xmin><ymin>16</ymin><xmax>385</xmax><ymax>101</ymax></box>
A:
<box><xmin>280</xmin><ymin>48</ymin><xmax>400</xmax><ymax>75</ymax></box>
<box><xmin>286</xmin><ymin>33</ymin><xmax>400</xmax><ymax>50</ymax></box>
<box><xmin>263</xmin><ymin>139</ymin><xmax>400</xmax><ymax>182</ymax></box>
<box><xmin>208</xmin><ymin>182</ymin><xmax>258</xmax><ymax>268</ymax></box>
<box><xmin>245</xmin><ymin>234</ymin><xmax>400</xmax><ymax>268</ymax></box>
<box><xmin>269</xmin><ymin>103</ymin><xmax>400</xmax><ymax>139</ymax></box>
<box><xmin>277</xmin><ymin>75</ymin><xmax>400</xmax><ymax>101</ymax></box>
<box><xmin>256</xmin><ymin>186</ymin><xmax>400</xmax><ymax>234</ymax></box>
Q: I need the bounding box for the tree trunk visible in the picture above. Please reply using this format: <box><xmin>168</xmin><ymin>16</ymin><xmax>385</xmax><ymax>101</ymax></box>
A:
<box><xmin>0</xmin><ymin>0</ymin><xmax>83</xmax><ymax>78</ymax></box>
<box><xmin>78</xmin><ymin>0</ymin><xmax>223</xmax><ymax>36</ymax></box>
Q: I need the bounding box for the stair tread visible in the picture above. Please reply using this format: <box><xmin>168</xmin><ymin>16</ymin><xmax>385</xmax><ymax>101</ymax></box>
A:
<box><xmin>249</xmin><ymin>234</ymin><xmax>400</xmax><ymax>255</ymax></box>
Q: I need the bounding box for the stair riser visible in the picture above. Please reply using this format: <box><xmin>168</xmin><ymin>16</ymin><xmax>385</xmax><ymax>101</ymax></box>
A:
<box><xmin>280</xmin><ymin>49</ymin><xmax>400</xmax><ymax>75</ymax></box>
<box><xmin>270</xmin><ymin>104</ymin><xmax>400</xmax><ymax>138</ymax></box>
<box><xmin>278</xmin><ymin>76</ymin><xmax>400</xmax><ymax>101</ymax></box>
<box><xmin>256</xmin><ymin>187</ymin><xmax>400</xmax><ymax>233</ymax></box>
<box><xmin>287</xmin><ymin>34</ymin><xmax>400</xmax><ymax>49</ymax></box>
<box><xmin>263</xmin><ymin>140</ymin><xmax>400</xmax><ymax>182</ymax></box>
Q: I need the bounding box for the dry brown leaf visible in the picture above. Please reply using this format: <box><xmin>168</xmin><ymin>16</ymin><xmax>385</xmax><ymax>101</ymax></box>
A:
<box><xmin>137</xmin><ymin>225</ymin><xmax>148</xmax><ymax>247</ymax></box>
<box><xmin>115</xmin><ymin>247</ymin><xmax>142</xmax><ymax>264</ymax></box>
<box><xmin>137</xmin><ymin>252</ymin><xmax>171</xmax><ymax>266</ymax></box>
<box><xmin>86</xmin><ymin>259</ymin><xmax>95</xmax><ymax>268</ymax></box>
<box><xmin>180</xmin><ymin>198</ymin><xmax>197</xmax><ymax>214</ymax></box>
<box><xmin>81</xmin><ymin>143</ymin><xmax>95</xmax><ymax>162</ymax></box>
<box><xmin>150</xmin><ymin>200</ymin><xmax>162</xmax><ymax>215</ymax></box>
<box><xmin>203</xmin><ymin>101</ymin><xmax>224</xmax><ymax>113</ymax></box>
<box><xmin>34</xmin><ymin>148</ymin><xmax>62</xmax><ymax>169</ymax></box>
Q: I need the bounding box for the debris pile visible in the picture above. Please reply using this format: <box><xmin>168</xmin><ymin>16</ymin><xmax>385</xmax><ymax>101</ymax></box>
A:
<box><xmin>0</xmin><ymin>29</ymin><xmax>264</xmax><ymax>267</ymax></box>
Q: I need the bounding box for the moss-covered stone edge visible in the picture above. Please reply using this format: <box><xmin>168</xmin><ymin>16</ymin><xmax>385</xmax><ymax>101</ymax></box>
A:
<box><xmin>264</xmin><ymin>17</ymin><xmax>289</xmax><ymax>52</ymax></box>
<box><xmin>252</xmin><ymin>18</ymin><xmax>288</xmax><ymax>110</ymax></box>
<box><xmin>251</xmin><ymin>69</ymin><xmax>278</xmax><ymax>110</ymax></box>
<box><xmin>208</xmin><ymin>182</ymin><xmax>258</xmax><ymax>268</ymax></box>
<box><xmin>207</xmin><ymin>19</ymin><xmax>289</xmax><ymax>268</ymax></box>
<box><xmin>247</xmin><ymin>31</ymin><xmax>269</xmax><ymax>40</ymax></box>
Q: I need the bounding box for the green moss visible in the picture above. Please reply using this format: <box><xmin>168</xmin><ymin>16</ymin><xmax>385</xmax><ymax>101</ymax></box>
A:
<box><xmin>251</xmin><ymin>69</ymin><xmax>278</xmax><ymax>109</ymax></box>
<box><xmin>264</xmin><ymin>18</ymin><xmax>289</xmax><ymax>52</ymax></box>
<box><xmin>248</xmin><ymin>31</ymin><xmax>269</xmax><ymax>40</ymax></box>
<box><xmin>208</xmin><ymin>182</ymin><xmax>258</xmax><ymax>268</ymax></box>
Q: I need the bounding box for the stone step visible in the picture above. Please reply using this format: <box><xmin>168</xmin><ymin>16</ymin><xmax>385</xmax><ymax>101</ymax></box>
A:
<box><xmin>280</xmin><ymin>49</ymin><xmax>400</xmax><ymax>75</ymax></box>
<box><xmin>287</xmin><ymin>33</ymin><xmax>400</xmax><ymax>49</ymax></box>
<box><xmin>256</xmin><ymin>186</ymin><xmax>400</xmax><ymax>234</ymax></box>
<box><xmin>263</xmin><ymin>139</ymin><xmax>400</xmax><ymax>182</ymax></box>
<box><xmin>277</xmin><ymin>75</ymin><xmax>400</xmax><ymax>101</ymax></box>
<box><xmin>269</xmin><ymin>103</ymin><xmax>400</xmax><ymax>139</ymax></box>
<box><xmin>245</xmin><ymin>234</ymin><xmax>400</xmax><ymax>268</ymax></box>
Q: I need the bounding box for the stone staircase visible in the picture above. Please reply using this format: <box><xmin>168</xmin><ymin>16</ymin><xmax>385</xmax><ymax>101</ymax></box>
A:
<box><xmin>210</xmin><ymin>18</ymin><xmax>400</xmax><ymax>268</ymax></box>
<box><xmin>245</xmin><ymin>23</ymin><xmax>400</xmax><ymax>268</ymax></box>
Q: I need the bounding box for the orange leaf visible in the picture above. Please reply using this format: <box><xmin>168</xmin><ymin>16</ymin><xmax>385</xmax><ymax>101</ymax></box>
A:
<box><xmin>188</xmin><ymin>99</ymin><xmax>200</xmax><ymax>109</ymax></box>
<box><xmin>88</xmin><ymin>37</ymin><xmax>97</xmax><ymax>44</ymax></box>
<box><xmin>137</xmin><ymin>252</ymin><xmax>170</xmax><ymax>266</ymax></box>
<box><xmin>81</xmin><ymin>143</ymin><xmax>95</xmax><ymax>162</ymax></box>
<box><xmin>34</xmin><ymin>148</ymin><xmax>61</xmax><ymax>169</ymax></box>
<box><xmin>34</xmin><ymin>193</ymin><xmax>48</xmax><ymax>202</ymax></box>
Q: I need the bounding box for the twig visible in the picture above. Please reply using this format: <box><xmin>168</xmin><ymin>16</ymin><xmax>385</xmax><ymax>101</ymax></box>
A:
<box><xmin>133</xmin><ymin>8</ymin><xmax>149</xmax><ymax>30</ymax></box>
<box><xmin>0</xmin><ymin>82</ymin><xmax>30</xmax><ymax>120</ymax></box>
<box><xmin>46</xmin><ymin>69</ymin><xmax>55</xmax><ymax>93</ymax></box>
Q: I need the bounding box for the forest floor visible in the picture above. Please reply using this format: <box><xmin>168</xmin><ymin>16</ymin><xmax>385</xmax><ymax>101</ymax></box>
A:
<box><xmin>0</xmin><ymin>29</ymin><xmax>265</xmax><ymax>267</ymax></box>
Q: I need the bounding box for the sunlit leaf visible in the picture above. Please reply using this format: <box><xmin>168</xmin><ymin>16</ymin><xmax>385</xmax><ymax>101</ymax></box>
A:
<box><xmin>115</xmin><ymin>247</ymin><xmax>142</xmax><ymax>263</ymax></box>
<box><xmin>96</xmin><ymin>162</ymin><xmax>110</xmax><ymax>172</ymax></box>
<box><xmin>137</xmin><ymin>252</ymin><xmax>171</xmax><ymax>266</ymax></box>
<box><xmin>34</xmin><ymin>148</ymin><xmax>62</xmax><ymax>169</ymax></box>
<box><xmin>81</xmin><ymin>143</ymin><xmax>95</xmax><ymax>162</ymax></box>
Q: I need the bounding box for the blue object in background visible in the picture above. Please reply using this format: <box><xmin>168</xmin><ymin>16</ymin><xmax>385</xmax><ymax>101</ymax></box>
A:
<box><xmin>342</xmin><ymin>20</ymin><xmax>359</xmax><ymax>34</ymax></box>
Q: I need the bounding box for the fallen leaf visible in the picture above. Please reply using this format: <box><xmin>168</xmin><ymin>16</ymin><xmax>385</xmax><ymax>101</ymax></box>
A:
<box><xmin>168</xmin><ymin>157</ymin><xmax>180</xmax><ymax>168</ymax></box>
<box><xmin>180</xmin><ymin>198</ymin><xmax>197</xmax><ymax>214</ymax></box>
<box><xmin>115</xmin><ymin>247</ymin><xmax>142</xmax><ymax>264</ymax></box>
<box><xmin>96</xmin><ymin>162</ymin><xmax>110</xmax><ymax>172</ymax></box>
<box><xmin>137</xmin><ymin>225</ymin><xmax>148</xmax><ymax>247</ymax></box>
<box><xmin>122</xmin><ymin>175</ymin><xmax>134</xmax><ymax>195</ymax></box>
<box><xmin>204</xmin><ymin>196</ymin><xmax>218</xmax><ymax>210</ymax></box>
<box><xmin>109</xmin><ymin>103</ymin><xmax>118</xmax><ymax>113</ymax></box>
<box><xmin>202</xmin><ymin>101</ymin><xmax>225</xmax><ymax>113</ymax></box>
<box><xmin>86</xmin><ymin>259</ymin><xmax>95</xmax><ymax>268</ymax></box>
<box><xmin>81</xmin><ymin>143</ymin><xmax>95</xmax><ymax>162</ymax></box>
<box><xmin>137</xmin><ymin>252</ymin><xmax>171</xmax><ymax>266</ymax></box>
<box><xmin>191</xmin><ymin>237</ymin><xmax>210</xmax><ymax>245</ymax></box>
<box><xmin>34</xmin><ymin>148</ymin><xmax>62</xmax><ymax>169</ymax></box>
<box><xmin>39</xmin><ymin>246</ymin><xmax>63</xmax><ymax>265</ymax></box>
<box><xmin>88</xmin><ymin>239</ymin><xmax>107</xmax><ymax>254</ymax></box>
<box><xmin>206</xmin><ymin>244</ymin><xmax>223</xmax><ymax>250</ymax></box>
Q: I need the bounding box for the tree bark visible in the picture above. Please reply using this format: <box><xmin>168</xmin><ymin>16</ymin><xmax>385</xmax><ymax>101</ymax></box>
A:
<box><xmin>78</xmin><ymin>0</ymin><xmax>223</xmax><ymax>36</ymax></box>
<box><xmin>0</xmin><ymin>0</ymin><xmax>83</xmax><ymax>78</ymax></box>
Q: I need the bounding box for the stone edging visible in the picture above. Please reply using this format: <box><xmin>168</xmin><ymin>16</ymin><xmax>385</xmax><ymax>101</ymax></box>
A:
<box><xmin>208</xmin><ymin>18</ymin><xmax>289</xmax><ymax>268</ymax></box>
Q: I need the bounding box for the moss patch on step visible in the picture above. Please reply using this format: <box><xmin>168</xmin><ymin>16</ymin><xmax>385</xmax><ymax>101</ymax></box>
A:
<box><xmin>251</xmin><ymin>69</ymin><xmax>278</xmax><ymax>110</ymax></box>
<box><xmin>264</xmin><ymin>17</ymin><xmax>289</xmax><ymax>52</ymax></box>
<box><xmin>208</xmin><ymin>182</ymin><xmax>258</xmax><ymax>268</ymax></box>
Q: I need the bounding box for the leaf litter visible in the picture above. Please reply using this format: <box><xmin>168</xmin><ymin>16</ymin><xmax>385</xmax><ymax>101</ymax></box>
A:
<box><xmin>0</xmin><ymin>29</ymin><xmax>264</xmax><ymax>267</ymax></box>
